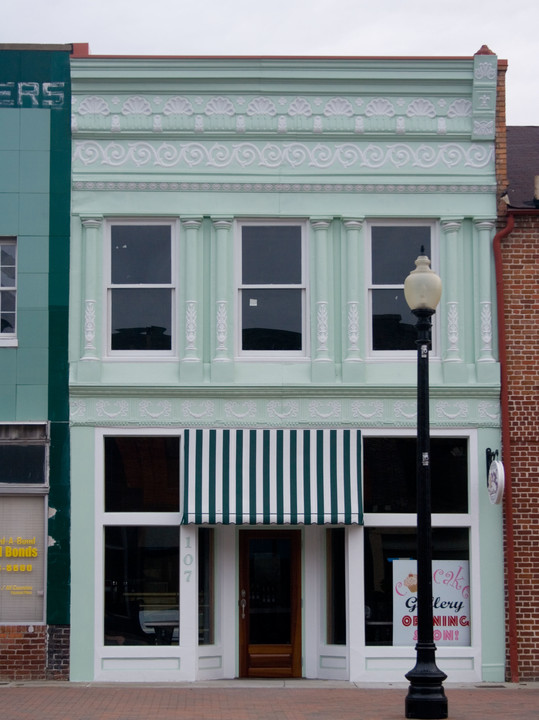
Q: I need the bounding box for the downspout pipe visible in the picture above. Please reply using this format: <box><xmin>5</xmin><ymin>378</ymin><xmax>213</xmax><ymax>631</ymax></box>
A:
<box><xmin>492</xmin><ymin>212</ymin><xmax>518</xmax><ymax>683</ymax></box>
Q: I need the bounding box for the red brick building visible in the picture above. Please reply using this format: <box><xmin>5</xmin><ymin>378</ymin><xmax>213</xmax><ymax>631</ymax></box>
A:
<box><xmin>495</xmin><ymin>125</ymin><xmax>539</xmax><ymax>682</ymax></box>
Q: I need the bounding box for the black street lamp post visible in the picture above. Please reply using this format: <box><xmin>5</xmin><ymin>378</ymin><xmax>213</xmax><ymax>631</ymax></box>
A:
<box><xmin>403</xmin><ymin>250</ymin><xmax>448</xmax><ymax>720</ymax></box>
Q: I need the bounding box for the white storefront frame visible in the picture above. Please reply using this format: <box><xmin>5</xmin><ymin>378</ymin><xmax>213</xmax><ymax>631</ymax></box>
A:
<box><xmin>90</xmin><ymin>425</ymin><xmax>482</xmax><ymax>683</ymax></box>
<box><xmin>349</xmin><ymin>427</ymin><xmax>482</xmax><ymax>683</ymax></box>
<box><xmin>93</xmin><ymin>427</ymin><xmax>199</xmax><ymax>682</ymax></box>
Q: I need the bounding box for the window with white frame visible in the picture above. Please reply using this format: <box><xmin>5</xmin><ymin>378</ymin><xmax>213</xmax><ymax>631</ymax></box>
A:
<box><xmin>101</xmin><ymin>433</ymin><xmax>214</xmax><ymax>648</ymax></box>
<box><xmin>103</xmin><ymin>434</ymin><xmax>181</xmax><ymax>646</ymax></box>
<box><xmin>368</xmin><ymin>224</ymin><xmax>434</xmax><ymax>353</ymax></box>
<box><xmin>0</xmin><ymin>238</ymin><xmax>17</xmax><ymax>340</ymax></box>
<box><xmin>108</xmin><ymin>223</ymin><xmax>174</xmax><ymax>353</ymax></box>
<box><xmin>0</xmin><ymin>424</ymin><xmax>49</xmax><ymax>624</ymax></box>
<box><xmin>362</xmin><ymin>433</ymin><xmax>472</xmax><ymax>648</ymax></box>
<box><xmin>238</xmin><ymin>223</ymin><xmax>306</xmax><ymax>355</ymax></box>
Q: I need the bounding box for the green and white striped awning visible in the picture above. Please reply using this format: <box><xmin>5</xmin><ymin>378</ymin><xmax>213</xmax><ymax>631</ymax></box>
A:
<box><xmin>182</xmin><ymin>428</ymin><xmax>362</xmax><ymax>525</ymax></box>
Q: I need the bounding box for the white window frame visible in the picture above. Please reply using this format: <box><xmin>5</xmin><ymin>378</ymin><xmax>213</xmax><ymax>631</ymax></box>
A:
<box><xmin>0</xmin><ymin>423</ymin><xmax>49</xmax><ymax>625</ymax></box>
<box><xmin>94</xmin><ymin>428</ymin><xmax>187</xmax><ymax>679</ymax></box>
<box><xmin>366</xmin><ymin>221</ymin><xmax>440</xmax><ymax>359</ymax></box>
<box><xmin>105</xmin><ymin>219</ymin><xmax>178</xmax><ymax>358</ymax></box>
<box><xmin>356</xmin><ymin>427</ymin><xmax>481</xmax><ymax>680</ymax></box>
<box><xmin>235</xmin><ymin>220</ymin><xmax>308</xmax><ymax>359</ymax></box>
<box><xmin>0</xmin><ymin>237</ymin><xmax>18</xmax><ymax>347</ymax></box>
<box><xmin>0</xmin><ymin>422</ymin><xmax>49</xmax><ymax>494</ymax></box>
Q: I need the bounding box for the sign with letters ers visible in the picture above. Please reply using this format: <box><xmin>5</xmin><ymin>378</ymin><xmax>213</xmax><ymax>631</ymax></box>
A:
<box><xmin>393</xmin><ymin>559</ymin><xmax>470</xmax><ymax>646</ymax></box>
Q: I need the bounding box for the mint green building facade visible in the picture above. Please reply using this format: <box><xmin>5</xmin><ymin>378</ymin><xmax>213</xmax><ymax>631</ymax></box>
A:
<box><xmin>69</xmin><ymin>48</ymin><xmax>504</xmax><ymax>683</ymax></box>
<box><xmin>0</xmin><ymin>45</ymin><xmax>71</xmax><ymax>679</ymax></box>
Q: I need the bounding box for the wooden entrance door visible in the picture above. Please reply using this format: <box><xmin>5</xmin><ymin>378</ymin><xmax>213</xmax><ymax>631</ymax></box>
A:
<box><xmin>239</xmin><ymin>530</ymin><xmax>301</xmax><ymax>678</ymax></box>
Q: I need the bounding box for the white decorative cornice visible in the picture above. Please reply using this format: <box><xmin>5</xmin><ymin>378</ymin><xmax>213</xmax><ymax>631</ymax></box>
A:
<box><xmin>72</xmin><ymin>93</ymin><xmax>477</xmax><ymax>138</ymax></box>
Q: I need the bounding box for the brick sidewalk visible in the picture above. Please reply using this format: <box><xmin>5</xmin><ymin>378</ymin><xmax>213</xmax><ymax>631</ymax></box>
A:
<box><xmin>0</xmin><ymin>683</ymin><xmax>538</xmax><ymax>720</ymax></box>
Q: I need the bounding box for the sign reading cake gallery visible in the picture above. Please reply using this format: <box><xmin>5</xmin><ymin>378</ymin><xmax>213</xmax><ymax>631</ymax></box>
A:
<box><xmin>0</xmin><ymin>496</ymin><xmax>45</xmax><ymax>622</ymax></box>
<box><xmin>393</xmin><ymin>559</ymin><xmax>471</xmax><ymax>646</ymax></box>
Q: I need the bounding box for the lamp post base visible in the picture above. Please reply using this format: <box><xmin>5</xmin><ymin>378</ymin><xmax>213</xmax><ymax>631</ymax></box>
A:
<box><xmin>405</xmin><ymin>659</ymin><xmax>448</xmax><ymax>719</ymax></box>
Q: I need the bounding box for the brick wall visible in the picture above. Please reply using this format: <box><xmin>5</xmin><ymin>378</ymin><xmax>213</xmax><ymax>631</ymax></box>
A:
<box><xmin>501</xmin><ymin>213</ymin><xmax>539</xmax><ymax>681</ymax></box>
<box><xmin>47</xmin><ymin>625</ymin><xmax>70</xmax><ymax>680</ymax></box>
<box><xmin>0</xmin><ymin>624</ymin><xmax>70</xmax><ymax>681</ymax></box>
<box><xmin>495</xmin><ymin>59</ymin><xmax>508</xmax><ymax>217</ymax></box>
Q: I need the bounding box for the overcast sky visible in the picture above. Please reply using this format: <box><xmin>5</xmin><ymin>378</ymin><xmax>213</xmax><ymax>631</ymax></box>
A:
<box><xmin>2</xmin><ymin>0</ymin><xmax>537</xmax><ymax>125</ymax></box>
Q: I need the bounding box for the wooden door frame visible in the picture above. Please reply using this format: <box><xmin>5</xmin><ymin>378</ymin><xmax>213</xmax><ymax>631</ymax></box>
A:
<box><xmin>239</xmin><ymin>529</ymin><xmax>302</xmax><ymax>678</ymax></box>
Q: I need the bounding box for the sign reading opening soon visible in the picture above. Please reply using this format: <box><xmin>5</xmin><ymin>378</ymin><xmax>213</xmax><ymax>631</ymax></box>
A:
<box><xmin>0</xmin><ymin>496</ymin><xmax>45</xmax><ymax>622</ymax></box>
<box><xmin>393</xmin><ymin>559</ymin><xmax>471</xmax><ymax>647</ymax></box>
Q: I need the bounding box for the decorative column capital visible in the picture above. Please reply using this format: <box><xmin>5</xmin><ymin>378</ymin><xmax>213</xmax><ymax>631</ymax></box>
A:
<box><xmin>473</xmin><ymin>219</ymin><xmax>496</xmax><ymax>232</ymax></box>
<box><xmin>181</xmin><ymin>217</ymin><xmax>203</xmax><ymax>230</ymax></box>
<box><xmin>440</xmin><ymin>219</ymin><xmax>463</xmax><ymax>234</ymax></box>
<box><xmin>310</xmin><ymin>218</ymin><xmax>332</xmax><ymax>232</ymax></box>
<box><xmin>343</xmin><ymin>218</ymin><xmax>365</xmax><ymax>231</ymax></box>
<box><xmin>212</xmin><ymin>218</ymin><xmax>233</xmax><ymax>232</ymax></box>
<box><xmin>81</xmin><ymin>215</ymin><xmax>103</xmax><ymax>230</ymax></box>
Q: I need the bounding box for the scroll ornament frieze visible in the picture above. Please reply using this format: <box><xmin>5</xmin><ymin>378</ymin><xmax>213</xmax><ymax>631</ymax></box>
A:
<box><xmin>73</xmin><ymin>140</ymin><xmax>494</xmax><ymax>172</ymax></box>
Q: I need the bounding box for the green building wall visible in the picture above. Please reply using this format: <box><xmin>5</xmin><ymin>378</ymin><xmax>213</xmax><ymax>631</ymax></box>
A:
<box><xmin>0</xmin><ymin>47</ymin><xmax>71</xmax><ymax>641</ymax></box>
<box><xmin>69</xmin><ymin>50</ymin><xmax>505</xmax><ymax>682</ymax></box>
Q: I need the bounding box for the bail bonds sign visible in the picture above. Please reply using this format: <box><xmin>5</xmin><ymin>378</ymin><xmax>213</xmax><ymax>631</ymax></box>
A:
<box><xmin>393</xmin><ymin>559</ymin><xmax>470</xmax><ymax>646</ymax></box>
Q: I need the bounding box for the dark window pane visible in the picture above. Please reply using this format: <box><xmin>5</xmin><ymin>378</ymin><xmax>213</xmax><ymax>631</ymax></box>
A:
<box><xmin>327</xmin><ymin>528</ymin><xmax>346</xmax><ymax>645</ymax></box>
<box><xmin>364</xmin><ymin>527</ymin><xmax>469</xmax><ymax>646</ymax></box>
<box><xmin>111</xmin><ymin>288</ymin><xmax>171</xmax><ymax>350</ymax></box>
<box><xmin>1</xmin><ymin>312</ymin><xmax>15</xmax><ymax>333</ymax></box>
<box><xmin>104</xmin><ymin>526</ymin><xmax>179</xmax><ymax>646</ymax></box>
<box><xmin>242</xmin><ymin>226</ymin><xmax>302</xmax><ymax>285</ymax></box>
<box><xmin>1</xmin><ymin>244</ymin><xmax>16</xmax><ymax>264</ymax></box>
<box><xmin>105</xmin><ymin>436</ymin><xmax>179</xmax><ymax>512</ymax></box>
<box><xmin>248</xmin><ymin>537</ymin><xmax>292</xmax><ymax>644</ymax></box>
<box><xmin>1</xmin><ymin>267</ymin><xmax>15</xmax><ymax>287</ymax></box>
<box><xmin>2</xmin><ymin>290</ymin><xmax>16</xmax><ymax>311</ymax></box>
<box><xmin>372</xmin><ymin>289</ymin><xmax>416</xmax><ymax>350</ymax></box>
<box><xmin>198</xmin><ymin>528</ymin><xmax>214</xmax><ymax>645</ymax></box>
<box><xmin>372</xmin><ymin>227</ymin><xmax>431</xmax><ymax>285</ymax></box>
<box><xmin>363</xmin><ymin>437</ymin><xmax>468</xmax><ymax>514</ymax></box>
<box><xmin>0</xmin><ymin>446</ymin><xmax>46</xmax><ymax>483</ymax></box>
<box><xmin>242</xmin><ymin>289</ymin><xmax>302</xmax><ymax>351</ymax></box>
<box><xmin>111</xmin><ymin>225</ymin><xmax>171</xmax><ymax>284</ymax></box>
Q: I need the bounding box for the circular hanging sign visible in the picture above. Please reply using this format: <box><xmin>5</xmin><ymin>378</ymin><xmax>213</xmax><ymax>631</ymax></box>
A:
<box><xmin>487</xmin><ymin>460</ymin><xmax>505</xmax><ymax>505</ymax></box>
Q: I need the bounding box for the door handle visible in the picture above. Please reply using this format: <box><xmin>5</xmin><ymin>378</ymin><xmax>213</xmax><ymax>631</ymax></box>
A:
<box><xmin>240</xmin><ymin>589</ymin><xmax>247</xmax><ymax>620</ymax></box>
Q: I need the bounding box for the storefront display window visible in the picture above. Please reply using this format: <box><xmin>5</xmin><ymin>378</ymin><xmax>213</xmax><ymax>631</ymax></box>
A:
<box><xmin>105</xmin><ymin>436</ymin><xmax>179</xmax><ymax>512</ymax></box>
<box><xmin>0</xmin><ymin>424</ymin><xmax>48</xmax><ymax>623</ymax></box>
<box><xmin>198</xmin><ymin>527</ymin><xmax>214</xmax><ymax>645</ymax></box>
<box><xmin>363</xmin><ymin>437</ymin><xmax>468</xmax><ymax>514</ymax></box>
<box><xmin>102</xmin><ymin>433</ymin><xmax>182</xmax><ymax>647</ymax></box>
<box><xmin>326</xmin><ymin>528</ymin><xmax>346</xmax><ymax>645</ymax></box>
<box><xmin>104</xmin><ymin>526</ymin><xmax>179</xmax><ymax>646</ymax></box>
<box><xmin>364</xmin><ymin>527</ymin><xmax>470</xmax><ymax>647</ymax></box>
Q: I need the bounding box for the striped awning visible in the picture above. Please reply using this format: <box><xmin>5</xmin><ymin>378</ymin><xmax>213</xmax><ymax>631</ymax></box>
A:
<box><xmin>182</xmin><ymin>428</ymin><xmax>362</xmax><ymax>525</ymax></box>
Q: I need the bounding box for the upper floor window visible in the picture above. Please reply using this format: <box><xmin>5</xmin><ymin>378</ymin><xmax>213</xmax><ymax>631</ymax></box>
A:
<box><xmin>238</xmin><ymin>223</ymin><xmax>306</xmax><ymax>356</ymax></box>
<box><xmin>0</xmin><ymin>238</ymin><xmax>17</xmax><ymax>341</ymax></box>
<box><xmin>368</xmin><ymin>224</ymin><xmax>434</xmax><ymax>353</ymax></box>
<box><xmin>108</xmin><ymin>223</ymin><xmax>174</xmax><ymax>354</ymax></box>
<box><xmin>0</xmin><ymin>424</ymin><xmax>48</xmax><ymax>487</ymax></box>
